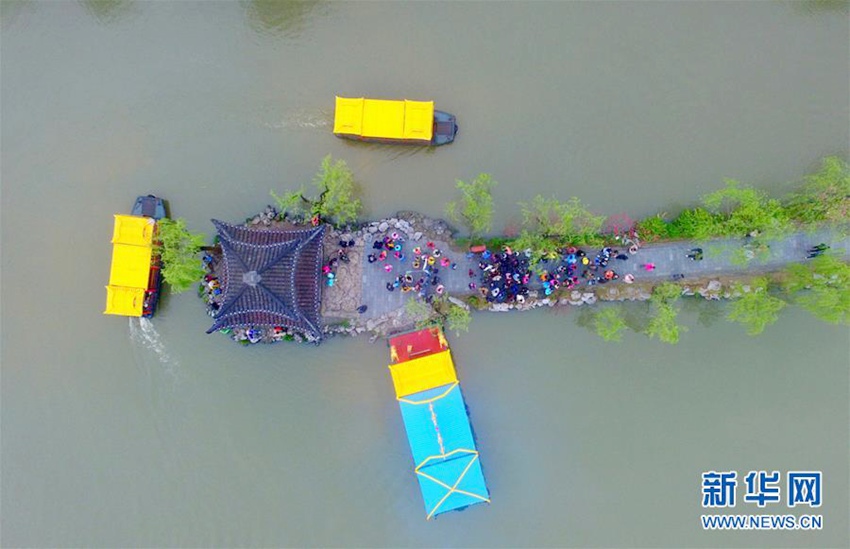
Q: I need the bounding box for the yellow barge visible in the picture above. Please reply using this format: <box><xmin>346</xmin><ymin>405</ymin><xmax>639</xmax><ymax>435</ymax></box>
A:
<box><xmin>333</xmin><ymin>96</ymin><xmax>457</xmax><ymax>146</ymax></box>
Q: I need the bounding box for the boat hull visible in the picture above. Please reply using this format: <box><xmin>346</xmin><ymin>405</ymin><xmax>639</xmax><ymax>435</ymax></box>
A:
<box><xmin>137</xmin><ymin>195</ymin><xmax>164</xmax><ymax>317</ymax></box>
<box><xmin>142</xmin><ymin>256</ymin><xmax>162</xmax><ymax>318</ymax></box>
<box><xmin>335</xmin><ymin>110</ymin><xmax>458</xmax><ymax>146</ymax></box>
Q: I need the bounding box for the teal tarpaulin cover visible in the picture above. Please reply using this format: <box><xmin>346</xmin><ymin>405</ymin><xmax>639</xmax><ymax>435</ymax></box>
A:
<box><xmin>398</xmin><ymin>383</ymin><xmax>490</xmax><ymax>519</ymax></box>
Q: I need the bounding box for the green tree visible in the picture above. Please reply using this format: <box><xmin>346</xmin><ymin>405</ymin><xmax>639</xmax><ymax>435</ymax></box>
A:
<box><xmin>784</xmin><ymin>254</ymin><xmax>850</xmax><ymax>324</ymax></box>
<box><xmin>593</xmin><ymin>306</ymin><xmax>628</xmax><ymax>342</ymax></box>
<box><xmin>785</xmin><ymin>156</ymin><xmax>850</xmax><ymax>227</ymax></box>
<box><xmin>156</xmin><ymin>218</ymin><xmax>206</xmax><ymax>294</ymax></box>
<box><xmin>729</xmin><ymin>240</ymin><xmax>772</xmax><ymax>267</ymax></box>
<box><xmin>270</xmin><ymin>188</ymin><xmax>307</xmax><ymax>221</ymax></box>
<box><xmin>520</xmin><ymin>195</ymin><xmax>560</xmax><ymax>235</ymax></box>
<box><xmin>519</xmin><ymin>195</ymin><xmax>605</xmax><ymax>244</ymax></box>
<box><xmin>645</xmin><ymin>305</ymin><xmax>682</xmax><ymax>344</ymax></box>
<box><xmin>445</xmin><ymin>173</ymin><xmax>496</xmax><ymax>239</ymax></box>
<box><xmin>702</xmin><ymin>179</ymin><xmax>790</xmax><ymax>238</ymax></box>
<box><xmin>311</xmin><ymin>154</ymin><xmax>360</xmax><ymax>225</ymax></box>
<box><xmin>270</xmin><ymin>154</ymin><xmax>361</xmax><ymax>226</ymax></box>
<box><xmin>444</xmin><ymin>302</ymin><xmax>472</xmax><ymax>336</ymax></box>
<box><xmin>427</xmin><ymin>296</ymin><xmax>473</xmax><ymax>337</ymax></box>
<box><xmin>652</xmin><ymin>281</ymin><xmax>684</xmax><ymax>303</ymax></box>
<box><xmin>509</xmin><ymin>230</ymin><xmax>553</xmax><ymax>268</ymax></box>
<box><xmin>645</xmin><ymin>282</ymin><xmax>686</xmax><ymax>344</ymax></box>
<box><xmin>668</xmin><ymin>207</ymin><xmax>720</xmax><ymax>240</ymax></box>
<box><xmin>404</xmin><ymin>297</ymin><xmax>436</xmax><ymax>329</ymax></box>
<box><xmin>726</xmin><ymin>277</ymin><xmax>787</xmax><ymax>335</ymax></box>
<box><xmin>634</xmin><ymin>214</ymin><xmax>669</xmax><ymax>242</ymax></box>
<box><xmin>406</xmin><ymin>296</ymin><xmax>473</xmax><ymax>336</ymax></box>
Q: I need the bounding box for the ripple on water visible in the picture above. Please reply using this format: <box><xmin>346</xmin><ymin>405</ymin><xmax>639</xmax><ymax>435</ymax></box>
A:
<box><xmin>262</xmin><ymin>108</ymin><xmax>332</xmax><ymax>130</ymax></box>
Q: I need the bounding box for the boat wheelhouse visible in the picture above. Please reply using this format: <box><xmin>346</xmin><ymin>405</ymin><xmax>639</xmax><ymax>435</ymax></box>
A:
<box><xmin>388</xmin><ymin>327</ymin><xmax>490</xmax><ymax>519</ymax></box>
<box><xmin>133</xmin><ymin>194</ymin><xmax>166</xmax><ymax>219</ymax></box>
<box><xmin>104</xmin><ymin>195</ymin><xmax>166</xmax><ymax>318</ymax></box>
<box><xmin>333</xmin><ymin>96</ymin><xmax>458</xmax><ymax>146</ymax></box>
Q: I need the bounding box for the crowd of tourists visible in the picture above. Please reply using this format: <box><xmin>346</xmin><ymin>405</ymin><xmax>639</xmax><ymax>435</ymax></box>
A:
<box><xmin>469</xmin><ymin>247</ymin><xmax>532</xmax><ymax>303</ymax></box>
<box><xmin>471</xmin><ymin>245</ymin><xmax>633</xmax><ymax>304</ymax></box>
<box><xmin>367</xmin><ymin>232</ymin><xmax>458</xmax><ymax>302</ymax></box>
<box><xmin>361</xmin><ymin>232</ymin><xmax>649</xmax><ymax>305</ymax></box>
<box><xmin>321</xmin><ymin>237</ymin><xmax>356</xmax><ymax>288</ymax></box>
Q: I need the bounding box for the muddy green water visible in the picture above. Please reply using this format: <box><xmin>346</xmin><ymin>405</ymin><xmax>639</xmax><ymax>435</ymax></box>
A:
<box><xmin>1</xmin><ymin>1</ymin><xmax>848</xmax><ymax>547</ymax></box>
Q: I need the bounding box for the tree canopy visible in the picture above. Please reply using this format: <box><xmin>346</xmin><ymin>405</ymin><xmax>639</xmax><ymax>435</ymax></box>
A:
<box><xmin>271</xmin><ymin>154</ymin><xmax>361</xmax><ymax>226</ymax></box>
<box><xmin>404</xmin><ymin>297</ymin><xmax>436</xmax><ymax>330</ymax></box>
<box><xmin>508</xmin><ymin>230</ymin><xmax>554</xmax><ymax>267</ymax></box>
<box><xmin>726</xmin><ymin>278</ymin><xmax>787</xmax><ymax>335</ymax></box>
<box><xmin>445</xmin><ymin>173</ymin><xmax>496</xmax><ymax>238</ymax></box>
<box><xmin>784</xmin><ymin>254</ymin><xmax>850</xmax><ymax>325</ymax></box>
<box><xmin>444</xmin><ymin>301</ymin><xmax>472</xmax><ymax>336</ymax></box>
<box><xmin>405</xmin><ymin>296</ymin><xmax>473</xmax><ymax>336</ymax></box>
<box><xmin>668</xmin><ymin>207</ymin><xmax>720</xmax><ymax>240</ymax></box>
<box><xmin>634</xmin><ymin>214</ymin><xmax>669</xmax><ymax>242</ymax></box>
<box><xmin>270</xmin><ymin>188</ymin><xmax>307</xmax><ymax>220</ymax></box>
<box><xmin>645</xmin><ymin>283</ymin><xmax>686</xmax><ymax>344</ymax></box>
<box><xmin>593</xmin><ymin>306</ymin><xmax>628</xmax><ymax>342</ymax></box>
<box><xmin>701</xmin><ymin>179</ymin><xmax>790</xmax><ymax>238</ymax></box>
<box><xmin>785</xmin><ymin>156</ymin><xmax>850</xmax><ymax>227</ymax></box>
<box><xmin>633</xmin><ymin>158</ymin><xmax>848</xmax><ymax>242</ymax></box>
<box><xmin>156</xmin><ymin>218</ymin><xmax>206</xmax><ymax>294</ymax></box>
<box><xmin>519</xmin><ymin>195</ymin><xmax>605</xmax><ymax>244</ymax></box>
<box><xmin>312</xmin><ymin>154</ymin><xmax>361</xmax><ymax>225</ymax></box>
<box><xmin>508</xmin><ymin>195</ymin><xmax>604</xmax><ymax>266</ymax></box>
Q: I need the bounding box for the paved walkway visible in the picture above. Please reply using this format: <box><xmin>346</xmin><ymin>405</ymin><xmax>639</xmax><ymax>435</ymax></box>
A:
<box><xmin>357</xmin><ymin>235</ymin><xmax>478</xmax><ymax>319</ymax></box>
<box><xmin>324</xmin><ymin>229</ymin><xmax>849</xmax><ymax>323</ymax></box>
<box><xmin>602</xmin><ymin>229</ymin><xmax>849</xmax><ymax>282</ymax></box>
<box><xmin>320</xmin><ymin>234</ymin><xmax>363</xmax><ymax>320</ymax></box>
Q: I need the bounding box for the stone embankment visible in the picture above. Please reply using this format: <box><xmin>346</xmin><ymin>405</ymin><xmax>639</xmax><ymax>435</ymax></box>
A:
<box><xmin>485</xmin><ymin>277</ymin><xmax>762</xmax><ymax>313</ymax></box>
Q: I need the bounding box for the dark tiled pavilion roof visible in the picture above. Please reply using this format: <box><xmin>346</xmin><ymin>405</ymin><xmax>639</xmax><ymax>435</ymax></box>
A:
<box><xmin>207</xmin><ymin>220</ymin><xmax>325</xmax><ymax>341</ymax></box>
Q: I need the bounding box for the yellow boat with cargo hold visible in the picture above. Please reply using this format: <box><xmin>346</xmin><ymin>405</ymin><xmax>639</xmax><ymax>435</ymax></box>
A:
<box><xmin>104</xmin><ymin>195</ymin><xmax>166</xmax><ymax>318</ymax></box>
<box><xmin>333</xmin><ymin>96</ymin><xmax>458</xmax><ymax>146</ymax></box>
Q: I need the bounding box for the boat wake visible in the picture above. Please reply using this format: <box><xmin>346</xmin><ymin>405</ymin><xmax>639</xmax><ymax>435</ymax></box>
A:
<box><xmin>129</xmin><ymin>317</ymin><xmax>181</xmax><ymax>382</ymax></box>
<box><xmin>263</xmin><ymin>109</ymin><xmax>331</xmax><ymax>130</ymax></box>
<box><xmin>129</xmin><ymin>317</ymin><xmax>194</xmax><ymax>477</ymax></box>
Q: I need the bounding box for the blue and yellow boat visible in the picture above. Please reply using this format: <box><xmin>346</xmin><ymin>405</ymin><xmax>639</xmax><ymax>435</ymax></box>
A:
<box><xmin>388</xmin><ymin>327</ymin><xmax>490</xmax><ymax>519</ymax></box>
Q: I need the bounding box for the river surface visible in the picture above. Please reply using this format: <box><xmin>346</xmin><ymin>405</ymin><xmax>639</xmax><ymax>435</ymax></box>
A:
<box><xmin>1</xmin><ymin>1</ymin><xmax>848</xmax><ymax>547</ymax></box>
